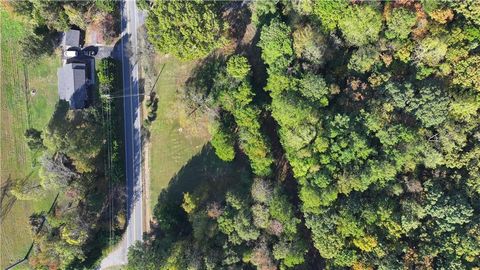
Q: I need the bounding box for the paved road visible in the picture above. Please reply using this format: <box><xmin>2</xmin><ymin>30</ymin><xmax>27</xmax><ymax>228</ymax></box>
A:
<box><xmin>100</xmin><ymin>0</ymin><xmax>142</xmax><ymax>268</ymax></box>
<box><xmin>123</xmin><ymin>0</ymin><xmax>143</xmax><ymax>250</ymax></box>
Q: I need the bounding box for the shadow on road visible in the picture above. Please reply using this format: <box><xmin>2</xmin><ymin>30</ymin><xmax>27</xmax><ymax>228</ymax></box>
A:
<box><xmin>110</xmin><ymin>27</ymin><xmax>142</xmax><ymax>239</ymax></box>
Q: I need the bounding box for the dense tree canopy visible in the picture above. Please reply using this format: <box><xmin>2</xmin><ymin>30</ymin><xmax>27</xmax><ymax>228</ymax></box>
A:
<box><xmin>133</xmin><ymin>0</ymin><xmax>480</xmax><ymax>269</ymax></box>
<box><xmin>146</xmin><ymin>0</ymin><xmax>227</xmax><ymax>60</ymax></box>
<box><xmin>337</xmin><ymin>4</ymin><xmax>383</xmax><ymax>46</ymax></box>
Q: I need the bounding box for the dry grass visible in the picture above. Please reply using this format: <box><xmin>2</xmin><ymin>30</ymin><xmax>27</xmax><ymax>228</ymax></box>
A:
<box><xmin>146</xmin><ymin>55</ymin><xmax>212</xmax><ymax>212</ymax></box>
<box><xmin>0</xmin><ymin>9</ymin><xmax>58</xmax><ymax>268</ymax></box>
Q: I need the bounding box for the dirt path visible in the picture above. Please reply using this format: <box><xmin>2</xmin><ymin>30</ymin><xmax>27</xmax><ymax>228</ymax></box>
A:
<box><xmin>143</xmin><ymin>135</ymin><xmax>151</xmax><ymax>233</ymax></box>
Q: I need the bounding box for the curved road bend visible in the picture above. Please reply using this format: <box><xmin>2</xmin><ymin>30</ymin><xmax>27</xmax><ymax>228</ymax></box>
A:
<box><xmin>100</xmin><ymin>0</ymin><xmax>143</xmax><ymax>268</ymax></box>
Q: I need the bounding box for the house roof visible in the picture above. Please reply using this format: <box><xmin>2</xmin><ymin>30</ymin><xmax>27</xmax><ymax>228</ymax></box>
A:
<box><xmin>57</xmin><ymin>63</ymin><xmax>87</xmax><ymax>109</ymax></box>
<box><xmin>62</xmin><ymin>30</ymin><xmax>80</xmax><ymax>48</ymax></box>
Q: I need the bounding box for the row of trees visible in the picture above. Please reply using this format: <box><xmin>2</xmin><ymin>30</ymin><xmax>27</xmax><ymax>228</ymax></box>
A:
<box><xmin>12</xmin><ymin>0</ymin><xmax>115</xmax><ymax>31</ymax></box>
<box><xmin>210</xmin><ymin>55</ymin><xmax>274</xmax><ymax>176</ymax></box>
<box><xmin>131</xmin><ymin>0</ymin><xmax>480</xmax><ymax>269</ymax></box>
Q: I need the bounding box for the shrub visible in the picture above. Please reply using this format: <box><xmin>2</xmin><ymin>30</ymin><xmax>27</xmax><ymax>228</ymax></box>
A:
<box><xmin>211</xmin><ymin>124</ymin><xmax>236</xmax><ymax>162</ymax></box>
<box><xmin>226</xmin><ymin>55</ymin><xmax>251</xmax><ymax>80</ymax></box>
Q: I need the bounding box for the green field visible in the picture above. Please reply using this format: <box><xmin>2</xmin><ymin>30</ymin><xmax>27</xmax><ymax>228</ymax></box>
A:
<box><xmin>147</xmin><ymin>56</ymin><xmax>211</xmax><ymax>212</ymax></box>
<box><xmin>0</xmin><ymin>10</ymin><xmax>58</xmax><ymax>268</ymax></box>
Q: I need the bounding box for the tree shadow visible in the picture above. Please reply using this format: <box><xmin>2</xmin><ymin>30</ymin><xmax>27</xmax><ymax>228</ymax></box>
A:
<box><xmin>46</xmin><ymin>100</ymin><xmax>71</xmax><ymax>132</ymax></box>
<box><xmin>108</xmin><ymin>29</ymin><xmax>144</xmax><ymax>232</ymax></box>
<box><xmin>222</xmin><ymin>1</ymin><xmax>251</xmax><ymax>43</ymax></box>
<box><xmin>0</xmin><ymin>175</ymin><xmax>16</xmax><ymax>222</ymax></box>
<box><xmin>0</xmin><ymin>171</ymin><xmax>36</xmax><ymax>223</ymax></box>
<box><xmin>150</xmin><ymin>143</ymin><xmax>252</xmax><ymax>237</ymax></box>
<box><xmin>185</xmin><ymin>53</ymin><xmax>226</xmax><ymax>99</ymax></box>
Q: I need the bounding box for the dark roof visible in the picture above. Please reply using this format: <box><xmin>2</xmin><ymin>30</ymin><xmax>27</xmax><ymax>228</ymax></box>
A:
<box><xmin>62</xmin><ymin>30</ymin><xmax>80</xmax><ymax>48</ymax></box>
<box><xmin>57</xmin><ymin>63</ymin><xmax>87</xmax><ymax>109</ymax></box>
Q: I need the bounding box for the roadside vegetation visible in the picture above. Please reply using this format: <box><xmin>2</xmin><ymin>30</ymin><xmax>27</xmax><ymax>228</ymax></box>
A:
<box><xmin>129</xmin><ymin>0</ymin><xmax>480</xmax><ymax>269</ymax></box>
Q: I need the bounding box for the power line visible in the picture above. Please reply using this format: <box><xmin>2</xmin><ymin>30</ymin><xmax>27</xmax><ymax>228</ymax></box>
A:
<box><xmin>101</xmin><ymin>92</ymin><xmax>147</xmax><ymax>99</ymax></box>
<box><xmin>99</xmin><ymin>66</ymin><xmax>117</xmax><ymax>250</ymax></box>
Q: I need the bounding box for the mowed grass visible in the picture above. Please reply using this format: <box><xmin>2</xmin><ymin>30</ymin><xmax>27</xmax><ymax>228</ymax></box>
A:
<box><xmin>148</xmin><ymin>55</ymin><xmax>211</xmax><ymax>212</ymax></box>
<box><xmin>1</xmin><ymin>9</ymin><xmax>58</xmax><ymax>268</ymax></box>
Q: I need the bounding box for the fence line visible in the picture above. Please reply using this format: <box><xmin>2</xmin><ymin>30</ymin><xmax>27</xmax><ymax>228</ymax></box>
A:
<box><xmin>3</xmin><ymin>193</ymin><xmax>59</xmax><ymax>270</ymax></box>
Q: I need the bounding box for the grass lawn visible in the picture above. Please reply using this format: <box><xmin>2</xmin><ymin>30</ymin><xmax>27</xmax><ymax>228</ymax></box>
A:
<box><xmin>0</xmin><ymin>9</ymin><xmax>58</xmax><ymax>268</ymax></box>
<box><xmin>147</xmin><ymin>55</ymin><xmax>211</xmax><ymax>212</ymax></box>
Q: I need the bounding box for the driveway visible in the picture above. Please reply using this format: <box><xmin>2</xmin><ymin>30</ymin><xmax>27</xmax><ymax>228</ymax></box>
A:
<box><xmin>95</xmin><ymin>46</ymin><xmax>115</xmax><ymax>59</ymax></box>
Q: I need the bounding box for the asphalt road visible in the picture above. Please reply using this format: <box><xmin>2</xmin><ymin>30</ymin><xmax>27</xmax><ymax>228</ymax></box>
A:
<box><xmin>100</xmin><ymin>0</ymin><xmax>142</xmax><ymax>268</ymax></box>
<box><xmin>122</xmin><ymin>0</ymin><xmax>143</xmax><ymax>250</ymax></box>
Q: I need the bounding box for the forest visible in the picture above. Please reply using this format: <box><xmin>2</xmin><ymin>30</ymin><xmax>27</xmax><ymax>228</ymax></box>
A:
<box><xmin>129</xmin><ymin>0</ymin><xmax>480</xmax><ymax>269</ymax></box>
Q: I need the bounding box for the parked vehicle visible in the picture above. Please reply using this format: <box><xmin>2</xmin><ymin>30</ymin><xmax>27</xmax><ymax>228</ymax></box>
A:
<box><xmin>64</xmin><ymin>50</ymin><xmax>78</xmax><ymax>58</ymax></box>
<box><xmin>83</xmin><ymin>50</ymin><xmax>96</xmax><ymax>56</ymax></box>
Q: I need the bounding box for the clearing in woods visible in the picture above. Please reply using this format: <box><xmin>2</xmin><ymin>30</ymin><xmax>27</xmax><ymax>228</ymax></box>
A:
<box><xmin>0</xmin><ymin>9</ymin><xmax>59</xmax><ymax>268</ymax></box>
<box><xmin>147</xmin><ymin>55</ymin><xmax>211</xmax><ymax>215</ymax></box>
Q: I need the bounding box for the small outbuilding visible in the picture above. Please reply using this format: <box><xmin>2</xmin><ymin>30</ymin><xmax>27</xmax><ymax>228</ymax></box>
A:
<box><xmin>62</xmin><ymin>29</ymin><xmax>81</xmax><ymax>49</ymax></box>
<box><xmin>57</xmin><ymin>63</ymin><xmax>88</xmax><ymax>109</ymax></box>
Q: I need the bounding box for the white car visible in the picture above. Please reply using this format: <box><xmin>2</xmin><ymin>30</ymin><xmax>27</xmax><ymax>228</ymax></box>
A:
<box><xmin>64</xmin><ymin>50</ymin><xmax>78</xmax><ymax>58</ymax></box>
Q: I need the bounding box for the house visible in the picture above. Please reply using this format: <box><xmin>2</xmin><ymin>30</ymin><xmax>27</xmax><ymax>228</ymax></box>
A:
<box><xmin>58</xmin><ymin>29</ymin><xmax>95</xmax><ymax>110</ymax></box>
<box><xmin>57</xmin><ymin>63</ymin><xmax>88</xmax><ymax>109</ymax></box>
<box><xmin>62</xmin><ymin>29</ymin><xmax>81</xmax><ymax>49</ymax></box>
